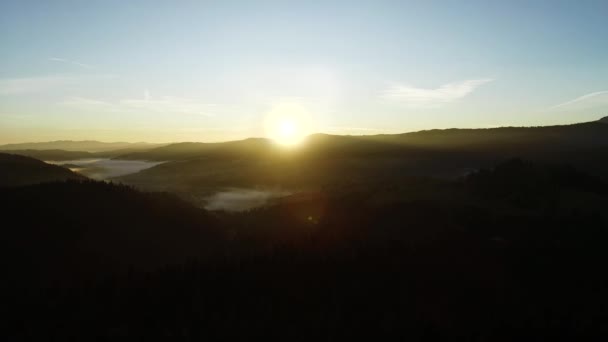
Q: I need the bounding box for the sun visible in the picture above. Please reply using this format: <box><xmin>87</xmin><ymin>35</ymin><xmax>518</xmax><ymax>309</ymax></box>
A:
<box><xmin>265</xmin><ymin>103</ymin><xmax>313</xmax><ymax>146</ymax></box>
<box><xmin>278</xmin><ymin>119</ymin><xmax>297</xmax><ymax>138</ymax></box>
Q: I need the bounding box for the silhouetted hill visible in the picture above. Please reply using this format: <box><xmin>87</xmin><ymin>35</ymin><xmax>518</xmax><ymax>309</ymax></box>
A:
<box><xmin>4</xmin><ymin>161</ymin><xmax>608</xmax><ymax>340</ymax></box>
<box><xmin>465</xmin><ymin>158</ymin><xmax>608</xmax><ymax>209</ymax></box>
<box><xmin>1</xmin><ymin>149</ymin><xmax>96</xmax><ymax>160</ymax></box>
<box><xmin>4</xmin><ymin>122</ymin><xmax>608</xmax><ymax>340</ymax></box>
<box><xmin>2</xmin><ymin>146</ymin><xmax>164</xmax><ymax>161</ymax></box>
<box><xmin>0</xmin><ymin>140</ymin><xmax>164</xmax><ymax>152</ymax></box>
<box><xmin>600</xmin><ymin>116</ymin><xmax>608</xmax><ymax>123</ymax></box>
<box><xmin>115</xmin><ymin>120</ymin><xmax>608</xmax><ymax>196</ymax></box>
<box><xmin>116</xmin><ymin>138</ymin><xmax>274</xmax><ymax>161</ymax></box>
<box><xmin>0</xmin><ymin>153</ymin><xmax>86</xmax><ymax>187</ymax></box>
<box><xmin>118</xmin><ymin>120</ymin><xmax>608</xmax><ymax>161</ymax></box>
<box><xmin>0</xmin><ymin>180</ymin><xmax>225</xmax><ymax>284</ymax></box>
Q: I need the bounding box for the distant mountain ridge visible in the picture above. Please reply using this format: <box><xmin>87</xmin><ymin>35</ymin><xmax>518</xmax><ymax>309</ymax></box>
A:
<box><xmin>2</xmin><ymin>146</ymin><xmax>166</xmax><ymax>161</ymax></box>
<box><xmin>116</xmin><ymin>138</ymin><xmax>273</xmax><ymax>161</ymax></box>
<box><xmin>115</xmin><ymin>119</ymin><xmax>608</xmax><ymax>193</ymax></box>
<box><xmin>0</xmin><ymin>140</ymin><xmax>164</xmax><ymax>152</ymax></box>
<box><xmin>2</xmin><ymin>149</ymin><xmax>95</xmax><ymax>161</ymax></box>
<box><xmin>116</xmin><ymin>119</ymin><xmax>608</xmax><ymax>162</ymax></box>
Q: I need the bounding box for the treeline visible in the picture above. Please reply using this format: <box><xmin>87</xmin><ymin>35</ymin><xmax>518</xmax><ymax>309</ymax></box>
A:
<box><xmin>2</xmin><ymin>160</ymin><xmax>608</xmax><ymax>340</ymax></box>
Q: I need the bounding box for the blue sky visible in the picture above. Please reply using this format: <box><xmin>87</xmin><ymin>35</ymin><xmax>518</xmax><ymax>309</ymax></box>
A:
<box><xmin>1</xmin><ymin>0</ymin><xmax>607</xmax><ymax>143</ymax></box>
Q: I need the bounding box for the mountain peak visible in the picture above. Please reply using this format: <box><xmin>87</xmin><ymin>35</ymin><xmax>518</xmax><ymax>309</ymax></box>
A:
<box><xmin>600</xmin><ymin>116</ymin><xmax>608</xmax><ymax>123</ymax></box>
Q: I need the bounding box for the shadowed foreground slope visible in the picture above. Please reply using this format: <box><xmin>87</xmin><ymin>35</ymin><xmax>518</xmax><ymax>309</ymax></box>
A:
<box><xmin>3</xmin><ymin>160</ymin><xmax>608</xmax><ymax>340</ymax></box>
<box><xmin>0</xmin><ymin>181</ymin><xmax>225</xmax><ymax>285</ymax></box>
<box><xmin>0</xmin><ymin>153</ymin><xmax>85</xmax><ymax>187</ymax></box>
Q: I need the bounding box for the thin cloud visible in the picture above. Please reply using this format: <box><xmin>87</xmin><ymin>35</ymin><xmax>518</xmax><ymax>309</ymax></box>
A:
<box><xmin>120</xmin><ymin>96</ymin><xmax>217</xmax><ymax>116</ymax></box>
<box><xmin>0</xmin><ymin>75</ymin><xmax>74</xmax><ymax>95</ymax></box>
<box><xmin>49</xmin><ymin>57</ymin><xmax>94</xmax><ymax>69</ymax></box>
<box><xmin>60</xmin><ymin>96</ymin><xmax>115</xmax><ymax>108</ymax></box>
<box><xmin>59</xmin><ymin>95</ymin><xmax>218</xmax><ymax>116</ymax></box>
<box><xmin>549</xmin><ymin>90</ymin><xmax>608</xmax><ymax>110</ymax></box>
<box><xmin>381</xmin><ymin>78</ymin><xmax>493</xmax><ymax>107</ymax></box>
<box><xmin>0</xmin><ymin>74</ymin><xmax>116</xmax><ymax>96</ymax></box>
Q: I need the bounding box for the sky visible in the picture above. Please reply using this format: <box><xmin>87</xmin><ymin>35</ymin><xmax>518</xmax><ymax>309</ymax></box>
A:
<box><xmin>1</xmin><ymin>0</ymin><xmax>608</xmax><ymax>144</ymax></box>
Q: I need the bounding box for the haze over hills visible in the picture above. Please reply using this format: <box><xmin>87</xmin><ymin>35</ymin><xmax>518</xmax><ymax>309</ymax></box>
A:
<box><xmin>5</xmin><ymin>118</ymin><xmax>607</xmax><ymax>163</ymax></box>
<box><xmin>1</xmin><ymin>147</ymin><xmax>166</xmax><ymax>161</ymax></box>
<box><xmin>3</xmin><ymin>118</ymin><xmax>606</xmax><ymax>203</ymax></box>
<box><xmin>113</xmin><ymin>119</ymin><xmax>608</xmax><ymax>164</ymax></box>
<box><xmin>0</xmin><ymin>149</ymin><xmax>97</xmax><ymax>161</ymax></box>
<box><xmin>116</xmin><ymin>118</ymin><xmax>608</xmax><ymax>161</ymax></box>
<box><xmin>0</xmin><ymin>140</ymin><xmax>164</xmax><ymax>153</ymax></box>
<box><xmin>114</xmin><ymin>119</ymin><xmax>608</xmax><ymax>198</ymax></box>
<box><xmin>116</xmin><ymin>138</ymin><xmax>274</xmax><ymax>161</ymax></box>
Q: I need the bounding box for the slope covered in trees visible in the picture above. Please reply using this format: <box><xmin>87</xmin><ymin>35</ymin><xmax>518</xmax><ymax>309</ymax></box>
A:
<box><xmin>3</xmin><ymin>160</ymin><xmax>608</xmax><ymax>340</ymax></box>
<box><xmin>0</xmin><ymin>180</ymin><xmax>225</xmax><ymax>285</ymax></box>
<box><xmin>0</xmin><ymin>153</ymin><xmax>85</xmax><ymax>186</ymax></box>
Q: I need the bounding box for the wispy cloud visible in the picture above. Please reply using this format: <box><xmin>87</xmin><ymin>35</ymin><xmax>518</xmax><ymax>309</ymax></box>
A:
<box><xmin>60</xmin><ymin>96</ymin><xmax>115</xmax><ymax>109</ymax></box>
<box><xmin>549</xmin><ymin>90</ymin><xmax>608</xmax><ymax>110</ymax></box>
<box><xmin>0</xmin><ymin>74</ymin><xmax>116</xmax><ymax>96</ymax></box>
<box><xmin>49</xmin><ymin>57</ymin><xmax>93</xmax><ymax>69</ymax></box>
<box><xmin>59</xmin><ymin>94</ymin><xmax>218</xmax><ymax>116</ymax></box>
<box><xmin>120</xmin><ymin>96</ymin><xmax>217</xmax><ymax>116</ymax></box>
<box><xmin>381</xmin><ymin>78</ymin><xmax>493</xmax><ymax>107</ymax></box>
<box><xmin>0</xmin><ymin>75</ymin><xmax>74</xmax><ymax>95</ymax></box>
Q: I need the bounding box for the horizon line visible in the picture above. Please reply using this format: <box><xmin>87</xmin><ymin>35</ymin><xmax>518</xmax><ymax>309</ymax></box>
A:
<box><xmin>1</xmin><ymin>117</ymin><xmax>605</xmax><ymax>146</ymax></box>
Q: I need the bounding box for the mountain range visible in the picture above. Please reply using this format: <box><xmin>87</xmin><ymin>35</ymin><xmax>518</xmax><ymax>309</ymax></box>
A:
<box><xmin>3</xmin><ymin>117</ymin><xmax>608</xmax><ymax>199</ymax></box>
<box><xmin>3</xmin><ymin>119</ymin><xmax>608</xmax><ymax>339</ymax></box>
<box><xmin>0</xmin><ymin>140</ymin><xmax>164</xmax><ymax>153</ymax></box>
<box><xmin>113</xmin><ymin>118</ymin><xmax>608</xmax><ymax>196</ymax></box>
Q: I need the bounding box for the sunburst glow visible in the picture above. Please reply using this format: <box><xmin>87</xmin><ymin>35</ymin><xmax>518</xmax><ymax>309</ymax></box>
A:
<box><xmin>265</xmin><ymin>103</ymin><xmax>313</xmax><ymax>146</ymax></box>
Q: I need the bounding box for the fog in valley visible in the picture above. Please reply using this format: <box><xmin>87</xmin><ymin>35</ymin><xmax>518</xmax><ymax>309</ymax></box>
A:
<box><xmin>203</xmin><ymin>188</ymin><xmax>291</xmax><ymax>212</ymax></box>
<box><xmin>46</xmin><ymin>159</ymin><xmax>163</xmax><ymax>180</ymax></box>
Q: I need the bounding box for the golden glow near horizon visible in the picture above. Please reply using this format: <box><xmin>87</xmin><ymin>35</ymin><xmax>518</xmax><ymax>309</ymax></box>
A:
<box><xmin>265</xmin><ymin>103</ymin><xmax>314</xmax><ymax>147</ymax></box>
